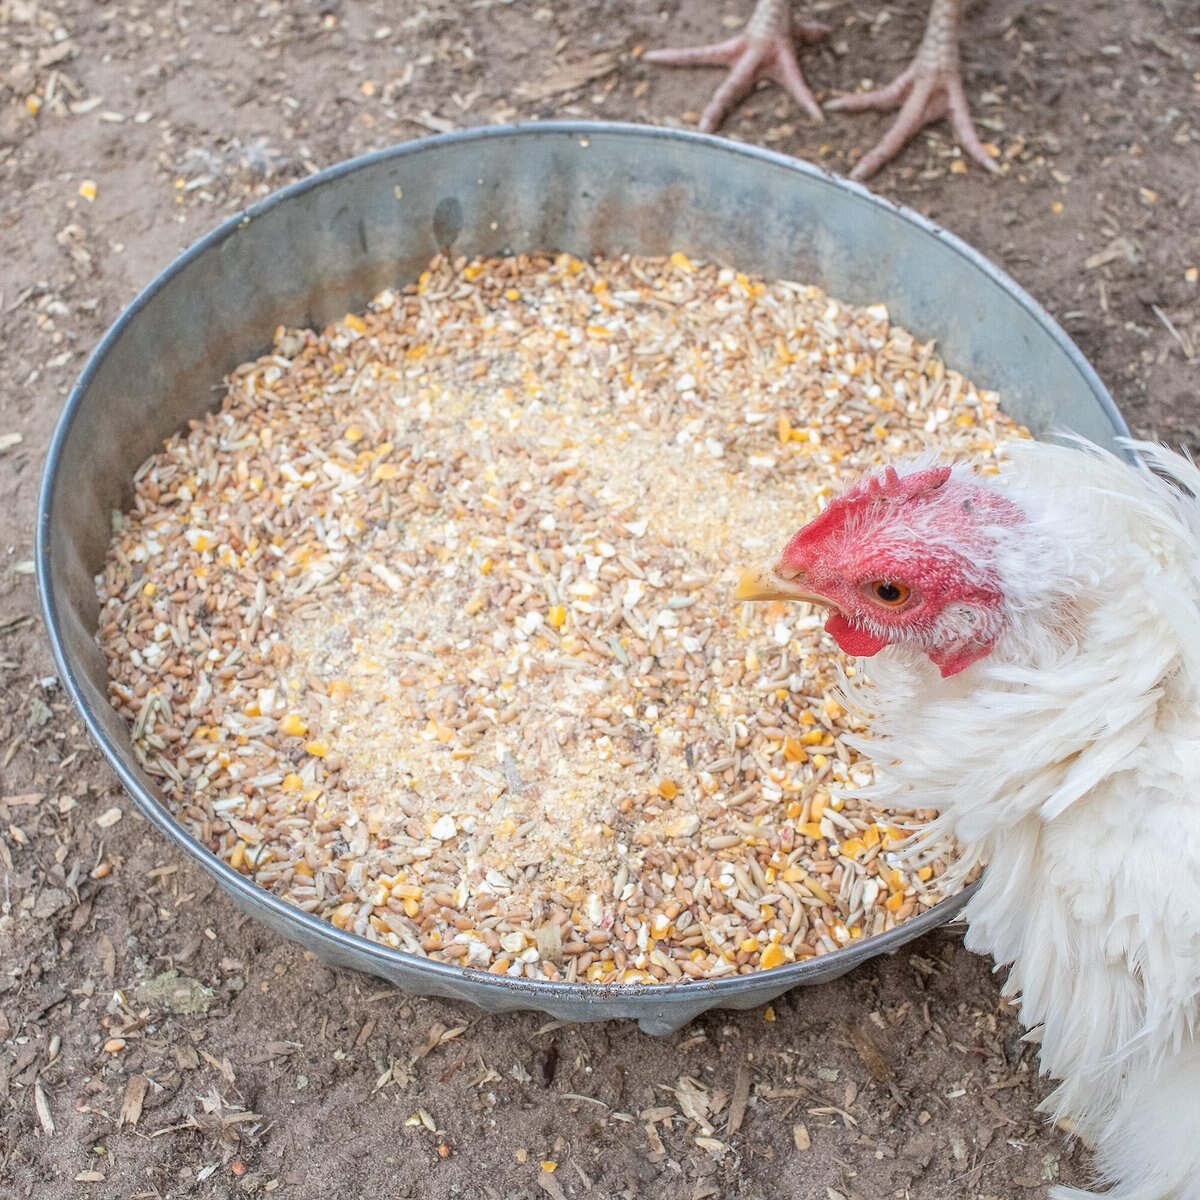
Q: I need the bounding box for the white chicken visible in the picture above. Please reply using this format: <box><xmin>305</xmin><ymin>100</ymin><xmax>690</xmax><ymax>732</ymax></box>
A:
<box><xmin>736</xmin><ymin>438</ymin><xmax>1200</xmax><ymax>1199</ymax></box>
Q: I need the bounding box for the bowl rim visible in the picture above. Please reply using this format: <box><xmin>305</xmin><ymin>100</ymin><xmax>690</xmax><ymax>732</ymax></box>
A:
<box><xmin>36</xmin><ymin>120</ymin><xmax>1123</xmax><ymax>1008</ymax></box>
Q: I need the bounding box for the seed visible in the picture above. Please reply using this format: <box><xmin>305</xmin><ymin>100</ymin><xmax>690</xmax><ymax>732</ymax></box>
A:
<box><xmin>759</xmin><ymin>943</ymin><xmax>787</xmax><ymax>969</ymax></box>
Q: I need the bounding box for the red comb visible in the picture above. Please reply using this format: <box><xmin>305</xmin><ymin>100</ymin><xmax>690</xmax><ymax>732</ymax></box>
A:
<box><xmin>848</xmin><ymin>464</ymin><xmax>952</xmax><ymax>503</ymax></box>
<box><xmin>783</xmin><ymin>464</ymin><xmax>953</xmax><ymax>558</ymax></box>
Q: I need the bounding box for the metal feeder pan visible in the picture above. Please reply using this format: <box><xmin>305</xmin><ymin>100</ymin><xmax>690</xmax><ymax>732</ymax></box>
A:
<box><xmin>37</xmin><ymin>122</ymin><xmax>1126</xmax><ymax>1034</ymax></box>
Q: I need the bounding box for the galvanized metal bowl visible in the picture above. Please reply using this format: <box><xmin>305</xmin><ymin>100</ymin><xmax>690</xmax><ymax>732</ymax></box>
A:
<box><xmin>37</xmin><ymin>122</ymin><xmax>1127</xmax><ymax>1034</ymax></box>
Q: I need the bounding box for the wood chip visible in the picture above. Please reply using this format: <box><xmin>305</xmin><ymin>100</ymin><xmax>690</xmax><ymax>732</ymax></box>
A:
<box><xmin>118</xmin><ymin>1075</ymin><xmax>149</xmax><ymax>1127</ymax></box>
<box><xmin>725</xmin><ymin>1064</ymin><xmax>752</xmax><ymax>1136</ymax></box>
<box><xmin>34</xmin><ymin>1083</ymin><xmax>55</xmax><ymax>1134</ymax></box>
<box><xmin>849</xmin><ymin>1019</ymin><xmax>895</xmax><ymax>1083</ymax></box>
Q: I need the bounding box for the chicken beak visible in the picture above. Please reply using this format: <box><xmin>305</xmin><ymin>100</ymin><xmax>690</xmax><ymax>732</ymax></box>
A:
<box><xmin>735</xmin><ymin>561</ymin><xmax>830</xmax><ymax>606</ymax></box>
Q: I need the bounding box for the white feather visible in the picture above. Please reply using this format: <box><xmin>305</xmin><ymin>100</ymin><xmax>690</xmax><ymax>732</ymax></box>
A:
<box><xmin>842</xmin><ymin>438</ymin><xmax>1200</xmax><ymax>1199</ymax></box>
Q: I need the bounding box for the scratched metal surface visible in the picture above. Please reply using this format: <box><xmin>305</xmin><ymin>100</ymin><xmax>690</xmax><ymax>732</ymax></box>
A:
<box><xmin>37</xmin><ymin>123</ymin><xmax>1126</xmax><ymax>1034</ymax></box>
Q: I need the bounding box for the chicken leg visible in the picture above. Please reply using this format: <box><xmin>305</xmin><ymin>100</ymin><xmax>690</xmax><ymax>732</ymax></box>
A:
<box><xmin>828</xmin><ymin>0</ymin><xmax>999</xmax><ymax>180</ymax></box>
<box><xmin>643</xmin><ymin>0</ymin><xmax>830</xmax><ymax>133</ymax></box>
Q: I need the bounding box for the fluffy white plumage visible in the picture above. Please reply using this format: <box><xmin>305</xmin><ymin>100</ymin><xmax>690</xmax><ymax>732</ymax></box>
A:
<box><xmin>840</xmin><ymin>438</ymin><xmax>1200</xmax><ymax>1199</ymax></box>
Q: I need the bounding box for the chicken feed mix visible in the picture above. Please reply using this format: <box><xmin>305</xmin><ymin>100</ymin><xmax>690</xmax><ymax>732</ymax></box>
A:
<box><xmin>97</xmin><ymin>252</ymin><xmax>1026</xmax><ymax>984</ymax></box>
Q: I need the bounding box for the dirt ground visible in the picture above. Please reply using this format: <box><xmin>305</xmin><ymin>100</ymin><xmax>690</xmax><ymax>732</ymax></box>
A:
<box><xmin>1</xmin><ymin>1</ymin><xmax>1197</xmax><ymax>1197</ymax></box>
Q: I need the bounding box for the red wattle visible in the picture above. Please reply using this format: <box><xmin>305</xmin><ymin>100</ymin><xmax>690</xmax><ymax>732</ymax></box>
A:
<box><xmin>824</xmin><ymin>613</ymin><xmax>888</xmax><ymax>657</ymax></box>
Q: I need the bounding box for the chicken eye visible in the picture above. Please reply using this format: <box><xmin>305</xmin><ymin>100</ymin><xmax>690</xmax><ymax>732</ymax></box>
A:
<box><xmin>868</xmin><ymin>580</ymin><xmax>911</xmax><ymax>607</ymax></box>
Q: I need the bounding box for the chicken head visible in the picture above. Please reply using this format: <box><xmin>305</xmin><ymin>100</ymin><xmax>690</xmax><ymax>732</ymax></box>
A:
<box><xmin>736</xmin><ymin>462</ymin><xmax>1023</xmax><ymax>676</ymax></box>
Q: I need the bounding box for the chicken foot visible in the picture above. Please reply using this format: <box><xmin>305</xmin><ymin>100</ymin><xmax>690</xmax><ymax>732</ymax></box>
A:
<box><xmin>828</xmin><ymin>0</ymin><xmax>999</xmax><ymax>180</ymax></box>
<box><xmin>643</xmin><ymin>0</ymin><xmax>830</xmax><ymax>132</ymax></box>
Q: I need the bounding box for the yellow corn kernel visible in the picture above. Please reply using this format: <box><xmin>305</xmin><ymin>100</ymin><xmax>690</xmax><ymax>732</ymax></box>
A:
<box><xmin>344</xmin><ymin>425</ymin><xmax>363</xmax><ymax>442</ymax></box>
<box><xmin>281</xmin><ymin>773</ymin><xmax>304</xmax><ymax>792</ymax></box>
<box><xmin>801</xmin><ymin>874</ymin><xmax>833</xmax><ymax>905</ymax></box>
<box><xmin>402</xmin><ymin>898</ymin><xmax>420</xmax><ymax>918</ymax></box>
<box><xmin>373</xmin><ymin>462</ymin><xmax>399</xmax><ymax>481</ymax></box>
<box><xmin>739</xmin><ymin>936</ymin><xmax>760</xmax><ymax>954</ymax></box>
<box><xmin>863</xmin><ymin>824</ymin><xmax>881</xmax><ymax>848</ymax></box>
<box><xmin>304</xmin><ymin>740</ymin><xmax>329</xmax><ymax>757</ymax></box>
<box><xmin>884</xmin><ymin>867</ymin><xmax>905</xmax><ymax>891</ymax></box>
<box><xmin>547</xmin><ymin>605</ymin><xmax>566</xmax><ymax>628</ymax></box>
<box><xmin>849</xmin><ymin>925</ymin><xmax>863</xmax><ymax>938</ymax></box>
<box><xmin>759</xmin><ymin>943</ymin><xmax>787</xmax><ymax>969</ymax></box>
<box><xmin>917</xmin><ymin>865</ymin><xmax>934</xmax><ymax>882</ymax></box>
<box><xmin>785</xmin><ymin>801</ymin><xmax>803</xmax><ymax>820</ymax></box>
<box><xmin>782</xmin><ymin>736</ymin><xmax>807</xmax><ymax>763</ymax></box>
<box><xmin>463</xmin><ymin>263</ymin><xmax>484</xmax><ymax>280</ymax></box>
<box><xmin>229</xmin><ymin>841</ymin><xmax>246</xmax><ymax>871</ymax></box>
<box><xmin>885</xmin><ymin>890</ymin><xmax>906</xmax><ymax>913</ymax></box>
<box><xmin>800</xmin><ymin>728</ymin><xmax>825</xmax><ymax>745</ymax></box>
<box><xmin>279</xmin><ymin>712</ymin><xmax>308</xmax><ymax>737</ymax></box>
<box><xmin>26</xmin><ymin>94</ymin><xmax>42</xmax><ymax>115</ymax></box>
<box><xmin>328</xmin><ymin>679</ymin><xmax>352</xmax><ymax>700</ymax></box>
<box><xmin>657</xmin><ymin>779</ymin><xmax>678</xmax><ymax>801</ymax></box>
<box><xmin>343</xmin><ymin>312</ymin><xmax>367</xmax><ymax>334</ymax></box>
<box><xmin>79</xmin><ymin>179</ymin><xmax>98</xmax><ymax>202</ymax></box>
<box><xmin>811</xmin><ymin>753</ymin><xmax>829</xmax><ymax>768</ymax></box>
<box><xmin>839</xmin><ymin>838</ymin><xmax>865</xmax><ymax>859</ymax></box>
<box><xmin>669</xmin><ymin>251</ymin><xmax>693</xmax><ymax>271</ymax></box>
<box><xmin>829</xmin><ymin>795</ymin><xmax>845</xmax><ymax>811</ymax></box>
<box><xmin>141</xmin><ymin>581</ymin><xmax>157</xmax><ymax>597</ymax></box>
<box><xmin>504</xmin><ymin>288</ymin><xmax>521</xmax><ymax>301</ymax></box>
<box><xmin>777</xmin><ymin>413</ymin><xmax>792</xmax><ymax>445</ymax></box>
<box><xmin>763</xmin><ymin>1004</ymin><xmax>776</xmax><ymax>1021</ymax></box>
<box><xmin>479</xmin><ymin>556</ymin><xmax>495</xmax><ymax>575</ymax></box>
<box><xmin>810</xmin><ymin>795</ymin><xmax>828</xmax><ymax>821</ymax></box>
<box><xmin>797</xmin><ymin>822</ymin><xmax>824</xmax><ymax>840</ymax></box>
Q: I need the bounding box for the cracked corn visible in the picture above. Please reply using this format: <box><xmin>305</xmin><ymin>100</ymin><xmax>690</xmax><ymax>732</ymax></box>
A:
<box><xmin>97</xmin><ymin>252</ymin><xmax>1019</xmax><ymax>985</ymax></box>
